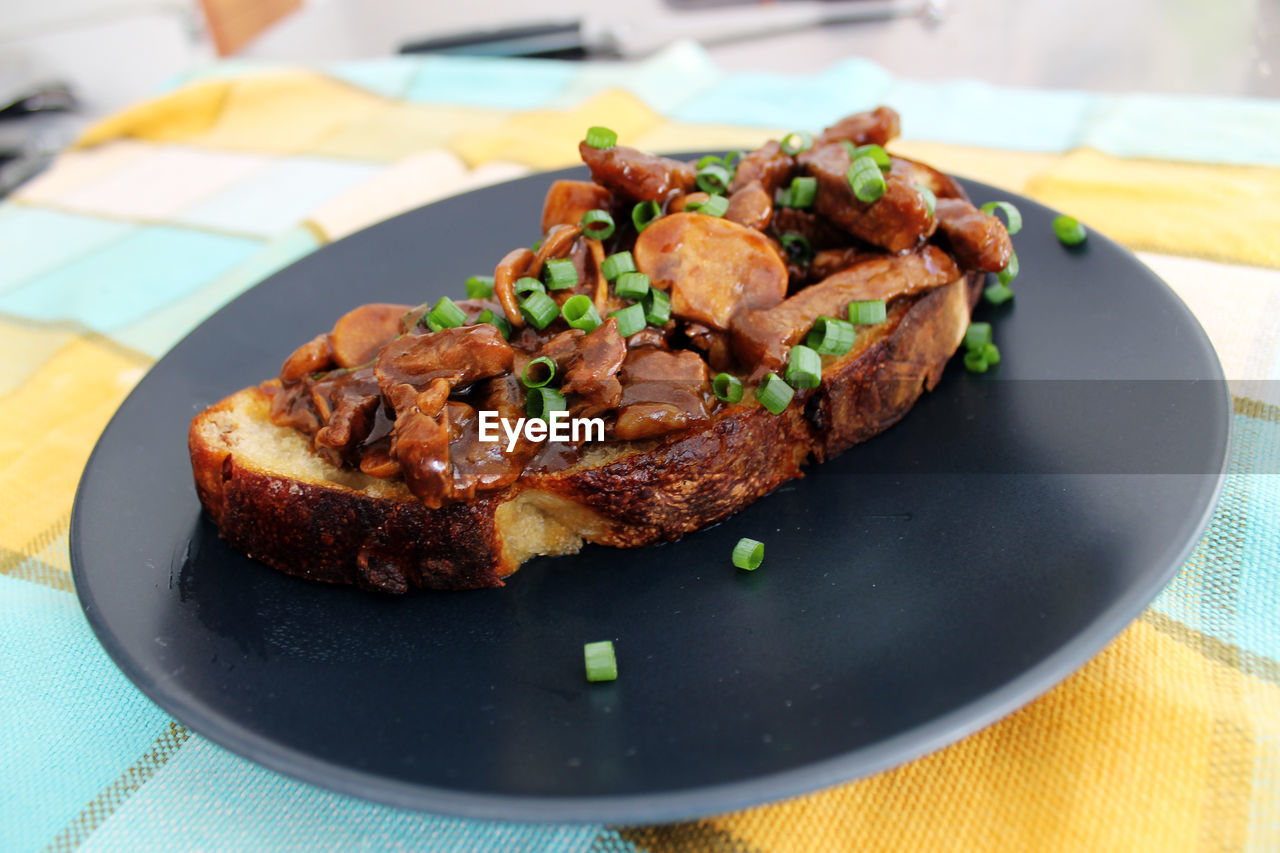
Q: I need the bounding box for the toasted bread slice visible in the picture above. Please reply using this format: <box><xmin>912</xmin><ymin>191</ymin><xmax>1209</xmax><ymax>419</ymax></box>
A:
<box><xmin>189</xmin><ymin>273</ymin><xmax>978</xmax><ymax>592</ymax></box>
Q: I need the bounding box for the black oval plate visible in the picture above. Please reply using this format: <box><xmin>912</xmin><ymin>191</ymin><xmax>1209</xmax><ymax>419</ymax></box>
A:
<box><xmin>71</xmin><ymin>168</ymin><xmax>1229</xmax><ymax>824</ymax></box>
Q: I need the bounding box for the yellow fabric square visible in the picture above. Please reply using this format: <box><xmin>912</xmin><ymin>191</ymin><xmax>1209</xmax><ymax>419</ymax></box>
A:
<box><xmin>0</xmin><ymin>317</ymin><xmax>79</xmax><ymax>398</ymax></box>
<box><xmin>449</xmin><ymin>90</ymin><xmax>662</xmax><ymax>169</ymax></box>
<box><xmin>0</xmin><ymin>336</ymin><xmax>149</xmax><ymax>550</ymax></box>
<box><xmin>308</xmin><ymin>103</ymin><xmax>510</xmax><ymax>162</ymax></box>
<box><xmin>888</xmin><ymin>140</ymin><xmax>1061</xmax><ymax>196</ymax></box>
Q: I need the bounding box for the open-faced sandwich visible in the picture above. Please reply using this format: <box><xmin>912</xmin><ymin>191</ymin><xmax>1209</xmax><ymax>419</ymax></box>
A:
<box><xmin>189</xmin><ymin>106</ymin><xmax>1014</xmax><ymax>592</ymax></box>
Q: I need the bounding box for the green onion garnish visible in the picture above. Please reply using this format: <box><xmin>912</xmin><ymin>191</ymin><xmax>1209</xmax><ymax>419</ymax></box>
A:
<box><xmin>997</xmin><ymin>250</ymin><xmax>1019</xmax><ymax>286</ymax></box>
<box><xmin>755</xmin><ymin>372</ymin><xmax>794</xmax><ymax>414</ymax></box>
<box><xmin>712</xmin><ymin>372</ymin><xmax>744</xmax><ymax>403</ymax></box>
<box><xmin>964</xmin><ymin>350</ymin><xmax>989</xmax><ymax>373</ymax></box>
<box><xmin>964</xmin><ymin>322</ymin><xmax>992</xmax><ymax>351</ymax></box>
<box><xmin>643</xmin><ymin>288</ymin><xmax>671</xmax><ymax>326</ymax></box>
<box><xmin>844</xmin><ymin>141</ymin><xmax>891</xmax><ymax>172</ymax></box>
<box><xmin>561</xmin><ymin>293</ymin><xmax>601</xmax><ymax>332</ymax></box>
<box><xmin>542</xmin><ymin>258</ymin><xmax>578</xmax><ymax>291</ymax></box>
<box><xmin>583</xmin><ymin>640</ymin><xmax>617</xmax><ymax>682</ymax></box>
<box><xmin>531</xmin><ymin>238</ymin><xmax>543</xmax><ymax>253</ymax></box>
<box><xmin>584</xmin><ymin>126</ymin><xmax>617</xmax><ymax>150</ymax></box>
<box><xmin>514</xmin><ymin>276</ymin><xmax>545</xmax><ymax>297</ymax></box>
<box><xmin>732</xmin><ymin>537</ymin><xmax>764</xmax><ymax>571</ymax></box>
<box><xmin>779</xmin><ymin>232</ymin><xmax>813</xmax><ymax>265</ymax></box>
<box><xmin>601</xmin><ymin>251</ymin><xmax>636</xmax><ymax>281</ymax></box>
<box><xmin>1053</xmin><ymin>214</ymin><xmax>1087</xmax><ymax>246</ymax></box>
<box><xmin>695</xmin><ymin>162</ymin><xmax>732</xmax><ymax>195</ymax></box>
<box><xmin>806</xmin><ymin>315</ymin><xmax>856</xmax><ymax>356</ymax></box>
<box><xmin>465</xmin><ymin>275</ymin><xmax>495</xmax><ymax>299</ymax></box>
<box><xmin>581</xmin><ymin>209</ymin><xmax>616</xmax><ymax>240</ymax></box>
<box><xmin>785</xmin><ymin>176</ymin><xmax>817</xmax><ymax>209</ymax></box>
<box><xmin>984</xmin><ymin>282</ymin><xmax>1015</xmax><ymax>305</ymax></box>
<box><xmin>522</xmin><ymin>356</ymin><xmax>557</xmax><ymax>388</ymax></box>
<box><xmin>722</xmin><ymin>151</ymin><xmax>744</xmax><ymax>170</ymax></box>
<box><xmin>785</xmin><ymin>344</ymin><xmax>822</xmax><ymax>389</ymax></box>
<box><xmin>780</xmin><ymin>131</ymin><xmax>813</xmax><ymax>156</ymax></box>
<box><xmin>527</xmin><ymin>385</ymin><xmax>568</xmax><ymax>422</ymax></box>
<box><xmin>632</xmin><ymin>199</ymin><xmax>661</xmax><ymax>233</ymax></box>
<box><xmin>982</xmin><ymin>342</ymin><xmax>1001</xmax><ymax>365</ymax></box>
<box><xmin>847</xmin><ymin>156</ymin><xmax>887</xmax><ymax>203</ymax></box>
<box><xmin>980</xmin><ymin>201</ymin><xmax>1023</xmax><ymax>235</ymax></box>
<box><xmin>427</xmin><ymin>296</ymin><xmax>467</xmax><ymax>331</ymax></box>
<box><xmin>914</xmin><ymin>184</ymin><xmax>937</xmax><ymax>218</ymax></box>
<box><xmin>609</xmin><ymin>303</ymin><xmax>646</xmax><ymax>338</ymax></box>
<box><xmin>848</xmin><ymin>299</ymin><xmax>887</xmax><ymax>325</ymax></box>
<box><xmin>686</xmin><ymin>195</ymin><xmax>729</xmax><ymax>218</ymax></box>
<box><xmin>475</xmin><ymin>308</ymin><xmax>511</xmax><ymax>339</ymax></box>
<box><xmin>520</xmin><ymin>291</ymin><xmax>559</xmax><ymax>330</ymax></box>
<box><xmin>615</xmin><ymin>271</ymin><xmax>651</xmax><ymax>301</ymax></box>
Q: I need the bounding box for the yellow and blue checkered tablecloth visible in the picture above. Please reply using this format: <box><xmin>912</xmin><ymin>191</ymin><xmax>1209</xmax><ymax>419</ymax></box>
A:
<box><xmin>3</xmin><ymin>42</ymin><xmax>1280</xmax><ymax>851</ymax></box>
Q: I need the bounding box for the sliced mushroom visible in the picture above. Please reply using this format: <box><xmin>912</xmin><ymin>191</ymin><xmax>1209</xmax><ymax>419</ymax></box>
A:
<box><xmin>541</xmin><ymin>179</ymin><xmax>613</xmax><ymax>233</ymax></box>
<box><xmin>330</xmin><ymin>303</ymin><xmax>415</xmax><ymax>369</ymax></box>
<box><xmin>493</xmin><ymin>247</ymin><xmax>535</xmax><ymax>326</ymax></box>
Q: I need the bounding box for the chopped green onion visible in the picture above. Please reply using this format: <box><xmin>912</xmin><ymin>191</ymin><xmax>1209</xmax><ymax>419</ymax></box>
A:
<box><xmin>914</xmin><ymin>184</ymin><xmax>937</xmax><ymax>218</ymax></box>
<box><xmin>561</xmin><ymin>293</ymin><xmax>601</xmax><ymax>332</ymax></box>
<box><xmin>847</xmin><ymin>156</ymin><xmax>887</xmax><ymax>203</ymax></box>
<box><xmin>643</xmin><ymin>288</ymin><xmax>671</xmax><ymax>326</ymax></box>
<box><xmin>784</xmin><ymin>176</ymin><xmax>817</xmax><ymax>209</ymax></box>
<box><xmin>848</xmin><ymin>299</ymin><xmax>887</xmax><ymax>325</ymax></box>
<box><xmin>584</xmin><ymin>126</ymin><xmax>617</xmax><ymax>150</ymax></box>
<box><xmin>475</xmin><ymin>308</ymin><xmax>511</xmax><ymax>339</ymax></box>
<box><xmin>609</xmin><ymin>303</ymin><xmax>646</xmax><ymax>338</ymax></box>
<box><xmin>806</xmin><ymin>315</ymin><xmax>856</xmax><ymax>356</ymax></box>
<box><xmin>686</xmin><ymin>194</ymin><xmax>729</xmax><ymax>218</ymax></box>
<box><xmin>696</xmin><ymin>154</ymin><xmax>722</xmax><ymax>169</ymax></box>
<box><xmin>785</xmin><ymin>344</ymin><xmax>822</xmax><ymax>389</ymax></box>
<box><xmin>780</xmin><ymin>131</ymin><xmax>813</xmax><ymax>156</ymax></box>
<box><xmin>581</xmin><ymin>209</ymin><xmax>615</xmax><ymax>240</ymax></box>
<box><xmin>982</xmin><ymin>342</ymin><xmax>1001</xmax><ymax>365</ymax></box>
<box><xmin>427</xmin><ymin>296</ymin><xmax>466</xmax><ymax>331</ymax></box>
<box><xmin>615</xmin><ymin>271</ymin><xmax>651</xmax><ymax>301</ymax></box>
<box><xmin>542</xmin><ymin>258</ymin><xmax>578</xmax><ymax>291</ymax></box>
<box><xmin>514</xmin><ymin>276</ymin><xmax>545</xmax><ymax>297</ymax></box>
<box><xmin>722</xmin><ymin>151</ymin><xmax>744</xmax><ymax>170</ymax></box>
<box><xmin>732</xmin><ymin>537</ymin><xmax>765</xmax><ymax>571</ymax></box>
<box><xmin>779</xmin><ymin>232</ymin><xmax>813</xmax><ymax>265</ymax></box>
<box><xmin>963</xmin><ymin>321</ymin><xmax>992</xmax><ymax>352</ymax></box>
<box><xmin>527</xmin><ymin>385</ymin><xmax>568</xmax><ymax>422</ymax></box>
<box><xmin>712</xmin><ymin>372</ymin><xmax>744</xmax><ymax>403</ymax></box>
<box><xmin>844</xmin><ymin>142</ymin><xmax>891</xmax><ymax>172</ymax></box>
<box><xmin>980</xmin><ymin>201</ymin><xmax>1023</xmax><ymax>235</ymax></box>
<box><xmin>520</xmin><ymin>291</ymin><xmax>559</xmax><ymax>330</ymax></box>
<box><xmin>531</xmin><ymin>238</ymin><xmax>542</xmax><ymax>253</ymax></box>
<box><xmin>602</xmin><ymin>251</ymin><xmax>636</xmax><ymax>281</ymax></box>
<box><xmin>984</xmin><ymin>282</ymin><xmax>1015</xmax><ymax>305</ymax></box>
<box><xmin>755</xmin><ymin>372</ymin><xmax>794</xmax><ymax>414</ymax></box>
<box><xmin>964</xmin><ymin>350</ymin><xmax>990</xmax><ymax>373</ymax></box>
<box><xmin>695</xmin><ymin>162</ymin><xmax>732</xmax><ymax>195</ymax></box>
<box><xmin>632</xmin><ymin>199</ymin><xmax>661</xmax><ymax>233</ymax></box>
<box><xmin>583</xmin><ymin>640</ymin><xmax>617</xmax><ymax>682</ymax></box>
<box><xmin>1053</xmin><ymin>214</ymin><xmax>1087</xmax><ymax>246</ymax></box>
<box><xmin>465</xmin><ymin>275</ymin><xmax>495</xmax><ymax>299</ymax></box>
<box><xmin>997</xmin><ymin>250</ymin><xmax>1019</xmax><ymax>286</ymax></box>
<box><xmin>522</xmin><ymin>356</ymin><xmax>556</xmax><ymax>389</ymax></box>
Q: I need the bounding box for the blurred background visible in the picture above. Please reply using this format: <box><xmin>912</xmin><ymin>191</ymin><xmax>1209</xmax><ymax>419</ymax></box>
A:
<box><xmin>1</xmin><ymin>0</ymin><xmax>1276</xmax><ymax>195</ymax></box>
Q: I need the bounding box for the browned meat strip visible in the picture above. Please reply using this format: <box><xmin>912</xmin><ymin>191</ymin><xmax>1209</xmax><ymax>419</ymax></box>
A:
<box><xmin>730</xmin><ymin>246</ymin><xmax>961</xmax><ymax>370</ymax></box>
<box><xmin>535</xmin><ymin>318</ymin><xmax>627</xmax><ymax>418</ymax></box>
<box><xmin>815</xmin><ymin>106</ymin><xmax>901</xmax><ymax>147</ymax></box>
<box><xmin>375</xmin><ymin>324</ymin><xmax>514</xmax><ymax>392</ymax></box>
<box><xmin>801</xmin><ymin>145</ymin><xmax>936</xmax><ymax>253</ymax></box>
<box><xmin>541</xmin><ymin>180</ymin><xmax>613</xmax><ymax>233</ymax></box>
<box><xmin>614</xmin><ymin>349</ymin><xmax>710</xmax><ymax>440</ymax></box>
<box><xmin>934</xmin><ymin>198</ymin><xmax>1014</xmax><ymax>273</ymax></box>
<box><xmin>727</xmin><ymin>140</ymin><xmax>795</xmax><ymax>195</ymax></box>
<box><xmin>579</xmin><ymin>142</ymin><xmax>696</xmax><ymax>202</ymax></box>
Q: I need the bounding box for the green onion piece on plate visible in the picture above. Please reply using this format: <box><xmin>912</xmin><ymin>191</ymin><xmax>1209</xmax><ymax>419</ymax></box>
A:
<box><xmin>806</xmin><ymin>315</ymin><xmax>856</xmax><ymax>356</ymax></box>
<box><xmin>695</xmin><ymin>162</ymin><xmax>732</xmax><ymax>195</ymax></box>
<box><xmin>846</xmin><ymin>156</ymin><xmax>887</xmax><ymax>203</ymax></box>
<box><xmin>844</xmin><ymin>142</ymin><xmax>891</xmax><ymax>172</ymax></box>
<box><xmin>980</xmin><ymin>201</ymin><xmax>1023</xmax><ymax>235</ymax></box>
<box><xmin>475</xmin><ymin>308</ymin><xmax>510</xmax><ymax>339</ymax></box>
<box><xmin>755</xmin><ymin>372</ymin><xmax>794</xmax><ymax>414</ymax></box>
<box><xmin>1053</xmin><ymin>214</ymin><xmax>1087</xmax><ymax>246</ymax></box>
<box><xmin>526</xmin><ymin>385</ymin><xmax>567</xmax><ymax>421</ymax></box>
<box><xmin>584</xmin><ymin>126</ymin><xmax>617</xmax><ymax>150</ymax></box>
<box><xmin>601</xmin><ymin>251</ymin><xmax>636</xmax><ymax>281</ymax></box>
<box><xmin>779</xmin><ymin>232</ymin><xmax>813</xmax><ymax>265</ymax></box>
<box><xmin>785</xmin><ymin>344</ymin><xmax>822</xmax><ymax>389</ymax></box>
<box><xmin>982</xmin><ymin>342</ymin><xmax>1001</xmax><ymax>365</ymax></box>
<box><xmin>561</xmin><ymin>293</ymin><xmax>601</xmax><ymax>332</ymax></box>
<box><xmin>427</xmin><ymin>296</ymin><xmax>466</xmax><ymax>331</ymax></box>
<box><xmin>964</xmin><ymin>321</ymin><xmax>992</xmax><ymax>352</ymax></box>
<box><xmin>984</xmin><ymin>282</ymin><xmax>1015</xmax><ymax>305</ymax></box>
<box><xmin>848</xmin><ymin>299</ymin><xmax>887</xmax><ymax>325</ymax></box>
<box><xmin>583</xmin><ymin>640</ymin><xmax>617</xmax><ymax>682</ymax></box>
<box><xmin>643</xmin><ymin>288</ymin><xmax>671</xmax><ymax>326</ymax></box>
<box><xmin>964</xmin><ymin>350</ymin><xmax>990</xmax><ymax>374</ymax></box>
<box><xmin>914</xmin><ymin>184</ymin><xmax>937</xmax><ymax>218</ymax></box>
<box><xmin>997</xmin><ymin>250</ymin><xmax>1019</xmax><ymax>286</ymax></box>
<box><xmin>542</xmin><ymin>258</ymin><xmax>578</xmax><ymax>291</ymax></box>
<box><xmin>521</xmin><ymin>356</ymin><xmax>556</xmax><ymax>389</ymax></box>
<box><xmin>632</xmin><ymin>200</ymin><xmax>661</xmax><ymax>233</ymax></box>
<box><xmin>712</xmin><ymin>372</ymin><xmax>744</xmax><ymax>403</ymax></box>
<box><xmin>465</xmin><ymin>275</ymin><xmax>494</xmax><ymax>299</ymax></box>
<box><xmin>581</xmin><ymin>209</ymin><xmax>615</xmax><ymax>240</ymax></box>
<box><xmin>732</xmin><ymin>537</ymin><xmax>765</xmax><ymax>571</ymax></box>
<box><xmin>780</xmin><ymin>131</ymin><xmax>813</xmax><ymax>156</ymax></box>
<box><xmin>609</xmin><ymin>303</ymin><xmax>646</xmax><ymax>338</ymax></box>
<box><xmin>615</xmin><ymin>271</ymin><xmax>650</xmax><ymax>301</ymax></box>
<box><xmin>514</xmin><ymin>276</ymin><xmax>545</xmax><ymax>297</ymax></box>
<box><xmin>786</xmin><ymin>176</ymin><xmax>817</xmax><ymax>209</ymax></box>
<box><xmin>687</xmin><ymin>195</ymin><xmax>729</xmax><ymax>218</ymax></box>
<box><xmin>519</xmin><ymin>291</ymin><xmax>559</xmax><ymax>330</ymax></box>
